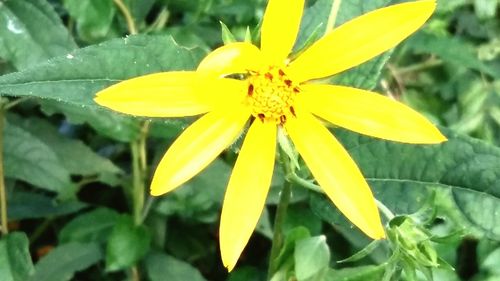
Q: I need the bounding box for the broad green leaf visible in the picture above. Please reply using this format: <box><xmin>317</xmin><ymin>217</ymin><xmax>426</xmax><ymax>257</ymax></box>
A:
<box><xmin>106</xmin><ymin>215</ymin><xmax>151</xmax><ymax>271</ymax></box>
<box><xmin>63</xmin><ymin>0</ymin><xmax>116</xmax><ymax>42</ymax></box>
<box><xmin>8</xmin><ymin>115</ymin><xmax>122</xmax><ymax>180</ymax></box>
<box><xmin>28</xmin><ymin>242</ymin><xmax>103</xmax><ymax>281</ymax></box>
<box><xmin>0</xmin><ymin>0</ymin><xmax>76</xmax><ymax>70</ymax></box>
<box><xmin>40</xmin><ymin>100</ymin><xmax>141</xmax><ymax>142</ymax></box>
<box><xmin>145</xmin><ymin>252</ymin><xmax>207</xmax><ymax>281</ymax></box>
<box><xmin>329</xmin><ymin>0</ymin><xmax>392</xmax><ymax>90</ymax></box>
<box><xmin>3</xmin><ymin>122</ymin><xmax>75</xmax><ymax>199</ymax></box>
<box><xmin>283</xmin><ymin>204</ymin><xmax>322</xmax><ymax>236</ymax></box>
<box><xmin>296</xmin><ymin>0</ymin><xmax>392</xmax><ymax>90</ymax></box>
<box><xmin>311</xmin><ymin>128</ymin><xmax>500</xmax><ymax>240</ymax></box>
<box><xmin>8</xmin><ymin>191</ymin><xmax>86</xmax><ymax>220</ymax></box>
<box><xmin>125</xmin><ymin>0</ymin><xmax>156</xmax><ymax>24</ymax></box>
<box><xmin>154</xmin><ymin>159</ymin><xmax>230</xmax><ymax>223</ymax></box>
<box><xmin>273</xmin><ymin>226</ymin><xmax>311</xmax><ymax>274</ymax></box>
<box><xmin>0</xmin><ymin>232</ymin><xmax>34</xmax><ymax>281</ymax></box>
<box><xmin>0</xmin><ymin>35</ymin><xmax>204</xmax><ymax>108</ymax></box>
<box><xmin>228</xmin><ymin>266</ymin><xmax>265</xmax><ymax>281</ymax></box>
<box><xmin>59</xmin><ymin>208</ymin><xmax>120</xmax><ymax>243</ymax></box>
<box><xmin>474</xmin><ymin>0</ymin><xmax>498</xmax><ymax>19</ymax></box>
<box><xmin>406</xmin><ymin>32</ymin><xmax>499</xmax><ymax>78</ymax></box>
<box><xmin>294</xmin><ymin>236</ymin><xmax>330</xmax><ymax>281</ymax></box>
<box><xmin>325</xmin><ymin>266</ymin><xmax>385</xmax><ymax>281</ymax></box>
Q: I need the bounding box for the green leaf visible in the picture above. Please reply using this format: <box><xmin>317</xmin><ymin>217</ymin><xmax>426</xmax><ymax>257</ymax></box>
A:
<box><xmin>325</xmin><ymin>266</ymin><xmax>385</xmax><ymax>281</ymax></box>
<box><xmin>474</xmin><ymin>0</ymin><xmax>498</xmax><ymax>19</ymax></box>
<box><xmin>8</xmin><ymin>115</ymin><xmax>122</xmax><ymax>180</ymax></box>
<box><xmin>220</xmin><ymin>21</ymin><xmax>237</xmax><ymax>44</ymax></box>
<box><xmin>406</xmin><ymin>32</ymin><xmax>499</xmax><ymax>78</ymax></box>
<box><xmin>154</xmin><ymin>159</ymin><xmax>230</xmax><ymax>223</ymax></box>
<box><xmin>283</xmin><ymin>204</ymin><xmax>322</xmax><ymax>236</ymax></box>
<box><xmin>228</xmin><ymin>266</ymin><xmax>265</xmax><ymax>281</ymax></box>
<box><xmin>3</xmin><ymin>122</ymin><xmax>75</xmax><ymax>198</ymax></box>
<box><xmin>8</xmin><ymin>191</ymin><xmax>86</xmax><ymax>220</ymax></box>
<box><xmin>28</xmin><ymin>242</ymin><xmax>103</xmax><ymax>281</ymax></box>
<box><xmin>273</xmin><ymin>226</ymin><xmax>311</xmax><ymax>273</ymax></box>
<box><xmin>145</xmin><ymin>252</ymin><xmax>207</xmax><ymax>281</ymax></box>
<box><xmin>297</xmin><ymin>0</ymin><xmax>392</xmax><ymax>90</ymax></box>
<box><xmin>106</xmin><ymin>215</ymin><xmax>151</xmax><ymax>271</ymax></box>
<box><xmin>40</xmin><ymin>100</ymin><xmax>141</xmax><ymax>142</ymax></box>
<box><xmin>0</xmin><ymin>35</ymin><xmax>204</xmax><ymax>108</ymax></box>
<box><xmin>311</xmin><ymin>128</ymin><xmax>500</xmax><ymax>240</ymax></box>
<box><xmin>0</xmin><ymin>232</ymin><xmax>34</xmax><ymax>281</ymax></box>
<box><xmin>0</xmin><ymin>0</ymin><xmax>76</xmax><ymax>70</ymax></box>
<box><xmin>294</xmin><ymin>236</ymin><xmax>331</xmax><ymax>281</ymax></box>
<box><xmin>59</xmin><ymin>208</ymin><xmax>120</xmax><ymax>244</ymax></box>
<box><xmin>63</xmin><ymin>0</ymin><xmax>116</xmax><ymax>42</ymax></box>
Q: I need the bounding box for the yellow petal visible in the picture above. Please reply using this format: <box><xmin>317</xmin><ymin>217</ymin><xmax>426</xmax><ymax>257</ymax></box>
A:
<box><xmin>287</xmin><ymin>0</ymin><xmax>436</xmax><ymax>81</ymax></box>
<box><xmin>150</xmin><ymin>108</ymin><xmax>250</xmax><ymax>196</ymax></box>
<box><xmin>94</xmin><ymin>71</ymin><xmax>242</xmax><ymax>117</ymax></box>
<box><xmin>286</xmin><ymin>113</ymin><xmax>385</xmax><ymax>239</ymax></box>
<box><xmin>261</xmin><ymin>0</ymin><xmax>305</xmax><ymax>63</ymax></box>
<box><xmin>299</xmin><ymin>84</ymin><xmax>447</xmax><ymax>143</ymax></box>
<box><xmin>220</xmin><ymin>121</ymin><xmax>276</xmax><ymax>271</ymax></box>
<box><xmin>197</xmin><ymin>42</ymin><xmax>267</xmax><ymax>76</ymax></box>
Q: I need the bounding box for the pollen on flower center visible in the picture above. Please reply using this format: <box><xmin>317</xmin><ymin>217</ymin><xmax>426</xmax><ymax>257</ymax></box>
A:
<box><xmin>245</xmin><ymin>66</ymin><xmax>299</xmax><ymax>124</ymax></box>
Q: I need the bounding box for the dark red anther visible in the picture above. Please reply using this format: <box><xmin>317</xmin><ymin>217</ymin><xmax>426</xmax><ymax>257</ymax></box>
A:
<box><xmin>278</xmin><ymin>69</ymin><xmax>285</xmax><ymax>76</ymax></box>
<box><xmin>265</xmin><ymin>72</ymin><xmax>273</xmax><ymax>80</ymax></box>
<box><xmin>248</xmin><ymin>84</ymin><xmax>254</xmax><ymax>96</ymax></box>
<box><xmin>280</xmin><ymin>115</ymin><xmax>287</xmax><ymax>124</ymax></box>
<box><xmin>289</xmin><ymin>106</ymin><xmax>296</xmax><ymax>117</ymax></box>
<box><xmin>293</xmin><ymin>87</ymin><xmax>300</xmax><ymax>93</ymax></box>
<box><xmin>258</xmin><ymin>113</ymin><xmax>266</xmax><ymax>122</ymax></box>
<box><xmin>284</xmin><ymin>79</ymin><xmax>292</xmax><ymax>87</ymax></box>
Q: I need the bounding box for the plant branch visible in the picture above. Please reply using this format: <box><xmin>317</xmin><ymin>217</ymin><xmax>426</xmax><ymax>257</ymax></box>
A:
<box><xmin>325</xmin><ymin>0</ymin><xmax>342</xmax><ymax>34</ymax></box>
<box><xmin>113</xmin><ymin>0</ymin><xmax>138</xmax><ymax>35</ymax></box>
<box><xmin>0</xmin><ymin>101</ymin><xmax>7</xmax><ymax>235</ymax></box>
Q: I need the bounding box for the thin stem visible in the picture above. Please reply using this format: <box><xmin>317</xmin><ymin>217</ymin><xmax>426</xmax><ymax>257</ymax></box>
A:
<box><xmin>376</xmin><ymin>199</ymin><xmax>395</xmax><ymax>221</ymax></box>
<box><xmin>4</xmin><ymin>97</ymin><xmax>30</xmax><ymax>111</ymax></box>
<box><xmin>29</xmin><ymin>218</ymin><xmax>53</xmax><ymax>243</ymax></box>
<box><xmin>325</xmin><ymin>0</ymin><xmax>342</xmax><ymax>34</ymax></box>
<box><xmin>0</xmin><ymin>102</ymin><xmax>7</xmax><ymax>235</ymax></box>
<box><xmin>267</xmin><ymin>180</ymin><xmax>292</xmax><ymax>279</ymax></box>
<box><xmin>130</xmin><ymin>121</ymin><xmax>149</xmax><ymax>226</ymax></box>
<box><xmin>140</xmin><ymin>196</ymin><xmax>155</xmax><ymax>223</ymax></box>
<box><xmin>130</xmin><ymin>141</ymin><xmax>144</xmax><ymax>226</ymax></box>
<box><xmin>396</xmin><ymin>58</ymin><xmax>443</xmax><ymax>75</ymax></box>
<box><xmin>131</xmin><ymin>265</ymin><xmax>140</xmax><ymax>281</ymax></box>
<box><xmin>113</xmin><ymin>0</ymin><xmax>138</xmax><ymax>35</ymax></box>
<box><xmin>288</xmin><ymin>173</ymin><xmax>322</xmax><ymax>193</ymax></box>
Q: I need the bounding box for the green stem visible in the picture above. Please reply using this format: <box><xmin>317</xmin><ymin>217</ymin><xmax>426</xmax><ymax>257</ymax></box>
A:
<box><xmin>325</xmin><ymin>0</ymin><xmax>342</xmax><ymax>34</ymax></box>
<box><xmin>0</xmin><ymin>102</ymin><xmax>7</xmax><ymax>235</ymax></box>
<box><xmin>29</xmin><ymin>218</ymin><xmax>53</xmax><ymax>243</ymax></box>
<box><xmin>396</xmin><ymin>58</ymin><xmax>443</xmax><ymax>75</ymax></box>
<box><xmin>113</xmin><ymin>0</ymin><xmax>138</xmax><ymax>35</ymax></box>
<box><xmin>375</xmin><ymin>199</ymin><xmax>395</xmax><ymax>221</ymax></box>
<box><xmin>267</xmin><ymin>180</ymin><xmax>292</xmax><ymax>279</ymax></box>
<box><xmin>130</xmin><ymin>121</ymin><xmax>149</xmax><ymax>226</ymax></box>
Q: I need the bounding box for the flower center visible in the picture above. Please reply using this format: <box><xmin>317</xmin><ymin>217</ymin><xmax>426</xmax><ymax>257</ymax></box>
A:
<box><xmin>246</xmin><ymin>66</ymin><xmax>299</xmax><ymax>124</ymax></box>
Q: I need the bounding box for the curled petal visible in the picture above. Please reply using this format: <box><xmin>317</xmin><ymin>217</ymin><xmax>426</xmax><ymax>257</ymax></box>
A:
<box><xmin>94</xmin><ymin>72</ymin><xmax>243</xmax><ymax>117</ymax></box>
<box><xmin>197</xmin><ymin>42</ymin><xmax>267</xmax><ymax>76</ymax></box>
<box><xmin>299</xmin><ymin>84</ymin><xmax>447</xmax><ymax>143</ymax></box>
<box><xmin>150</xmin><ymin>108</ymin><xmax>250</xmax><ymax>196</ymax></box>
<box><xmin>287</xmin><ymin>0</ymin><xmax>436</xmax><ymax>81</ymax></box>
<box><xmin>220</xmin><ymin>121</ymin><xmax>276</xmax><ymax>271</ymax></box>
<box><xmin>261</xmin><ymin>0</ymin><xmax>305</xmax><ymax>63</ymax></box>
<box><xmin>286</xmin><ymin>113</ymin><xmax>385</xmax><ymax>239</ymax></box>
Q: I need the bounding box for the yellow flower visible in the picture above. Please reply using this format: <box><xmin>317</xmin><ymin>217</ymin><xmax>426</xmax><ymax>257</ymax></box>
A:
<box><xmin>95</xmin><ymin>0</ymin><xmax>446</xmax><ymax>271</ymax></box>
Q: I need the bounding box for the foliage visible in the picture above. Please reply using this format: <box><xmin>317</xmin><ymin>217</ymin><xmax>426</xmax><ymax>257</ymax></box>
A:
<box><xmin>0</xmin><ymin>0</ymin><xmax>499</xmax><ymax>280</ymax></box>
